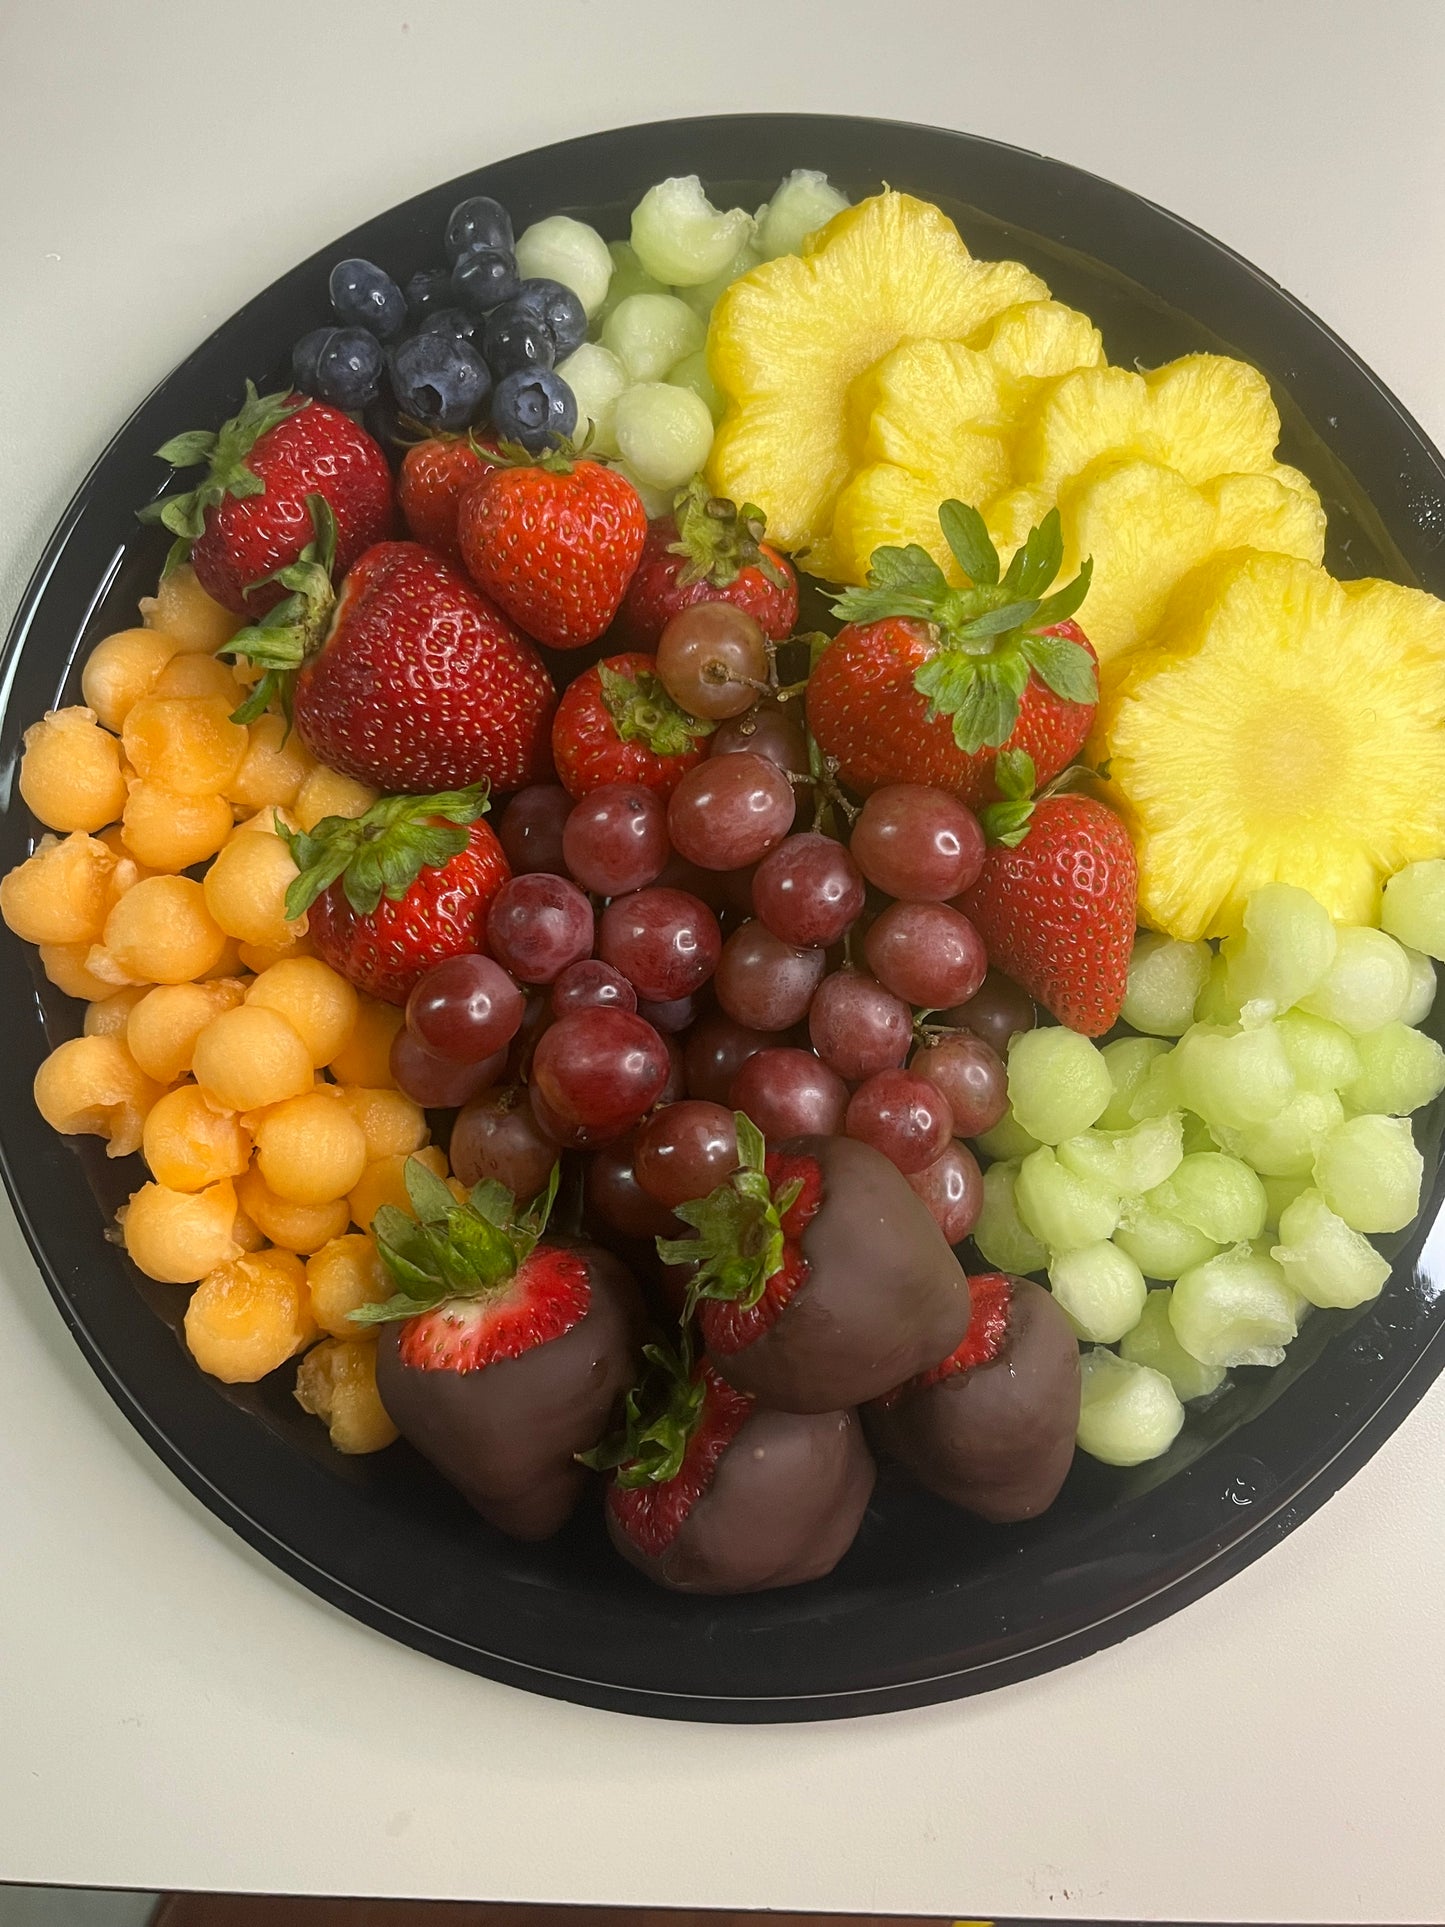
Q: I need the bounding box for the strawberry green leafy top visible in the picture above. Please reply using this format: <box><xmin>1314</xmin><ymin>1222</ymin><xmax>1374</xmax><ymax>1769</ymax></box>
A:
<box><xmin>829</xmin><ymin>500</ymin><xmax>1095</xmax><ymax>754</ymax></box>
<box><xmin>279</xmin><ymin>781</ymin><xmax>491</xmax><ymax>922</ymax></box>
<box><xmin>137</xmin><ymin>380</ymin><xmax>304</xmax><ymax>573</ymax></box>
<box><xmin>657</xmin><ymin>1114</ymin><xmax>802</xmax><ymax>1319</ymax></box>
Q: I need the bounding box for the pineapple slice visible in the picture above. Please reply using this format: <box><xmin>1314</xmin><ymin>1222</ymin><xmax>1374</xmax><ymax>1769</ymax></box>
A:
<box><xmin>1018</xmin><ymin>353</ymin><xmax>1282</xmax><ymax>494</ymax></box>
<box><xmin>706</xmin><ymin>191</ymin><xmax>1047</xmax><ymax>557</ymax></box>
<box><xmin>1062</xmin><ymin>459</ymin><xmax>1328</xmax><ymax>668</ymax></box>
<box><xmin>820</xmin><ymin>302</ymin><xmax>1101</xmax><ymax>584</ymax></box>
<box><xmin>1101</xmin><ymin>550</ymin><xmax>1445</xmax><ymax>939</ymax></box>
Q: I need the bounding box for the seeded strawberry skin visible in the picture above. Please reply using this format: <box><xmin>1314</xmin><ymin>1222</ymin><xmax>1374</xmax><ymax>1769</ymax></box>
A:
<box><xmin>551</xmin><ymin>652</ymin><xmax>709</xmax><ymax>800</ymax></box>
<box><xmin>397</xmin><ymin>1244</ymin><xmax>591</xmax><ymax>1372</ymax></box>
<box><xmin>917</xmin><ymin>1272</ymin><xmax>1014</xmax><ymax>1384</ymax></box>
<box><xmin>620</xmin><ymin>515</ymin><xmax>799</xmax><ymax>650</ymax></box>
<box><xmin>398</xmin><ymin>437</ymin><xmax>500</xmax><ymax>557</ymax></box>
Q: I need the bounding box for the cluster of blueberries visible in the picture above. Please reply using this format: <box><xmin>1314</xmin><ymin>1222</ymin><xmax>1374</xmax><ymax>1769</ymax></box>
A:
<box><xmin>292</xmin><ymin>195</ymin><xmax>582</xmax><ymax>451</ymax></box>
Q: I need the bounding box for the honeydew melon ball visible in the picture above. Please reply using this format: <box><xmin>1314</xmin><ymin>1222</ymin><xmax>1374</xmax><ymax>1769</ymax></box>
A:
<box><xmin>1127</xmin><ymin>1048</ymin><xmax>1182</xmax><ymax>1122</ymax></box>
<box><xmin>755</xmin><ymin>170</ymin><xmax>850</xmax><ymax>259</ymax></box>
<box><xmin>1343</xmin><ymin>1021</ymin><xmax>1445</xmax><ymax>1116</ymax></box>
<box><xmin>666</xmin><ymin>349</ymin><xmax>725</xmax><ymax>424</ymax></box>
<box><xmin>1147</xmin><ymin>1151</ymin><xmax>1267</xmax><ymax>1244</ymax></box>
<box><xmin>613</xmin><ymin>382</ymin><xmax>715</xmax><ymax>491</ymax></box>
<box><xmin>1119</xmin><ymin>1286</ymin><xmax>1226</xmax><ymax>1401</ymax></box>
<box><xmin>1381</xmin><ymin>859</ymin><xmax>1445</xmax><ymax>961</ymax></box>
<box><xmin>1123</xmin><ymin>933</ymin><xmax>1213</xmax><ymax>1036</ymax></box>
<box><xmin>1261</xmin><ymin>1171</ymin><xmax>1312</xmax><ymax>1233</ymax></box>
<box><xmin>514</xmin><ymin>216</ymin><xmax>613</xmax><ymax>316</ymax></box>
<box><xmin>1271</xmin><ymin>1187</ymin><xmax>1391</xmax><ymax>1309</ymax></box>
<box><xmin>1217</xmin><ymin>1090</ymin><xmax>1345</xmax><ymax>1179</ymax></box>
<box><xmin>1273</xmin><ymin>1010</ymin><xmax>1361</xmax><ymax>1094</ymax></box>
<box><xmin>1076</xmin><ymin>1349</ymin><xmax>1184</xmax><ymax>1466</ymax></box>
<box><xmin>592</xmin><ymin>242</ymin><xmax>666</xmax><ymax>330</ymax></box>
<box><xmin>556</xmin><ymin>344</ymin><xmax>628</xmax><ymax>457</ymax></box>
<box><xmin>1006</xmin><ymin>1026</ymin><xmax>1111</xmax><ymax>1144</ymax></box>
<box><xmin>630</xmin><ymin>176</ymin><xmax>756</xmax><ymax>286</ymax></box>
<box><xmin>600</xmin><ymin>293</ymin><xmax>705</xmax><ymax>383</ymax></box>
<box><xmin>1194</xmin><ymin>951</ymin><xmax>1243</xmax><ymax>1026</ymax></box>
<box><xmin>1224</xmin><ymin>882</ymin><xmax>1337</xmax><ymax>1023</ymax></box>
<box><xmin>1299</xmin><ymin>925</ymin><xmax>1411</xmax><ymax>1035</ymax></box>
<box><xmin>1171</xmin><ymin>1022</ymin><xmax>1296</xmax><ymax>1130</ymax></box>
<box><xmin>973</xmin><ymin>1159</ymin><xmax>1048</xmax><ymax>1275</ymax></box>
<box><xmin>1098</xmin><ymin>1036</ymin><xmax>1170</xmax><ymax>1130</ymax></box>
<box><xmin>1170</xmin><ymin>1244</ymin><xmax>1299</xmax><ymax>1369</ymax></box>
<box><xmin>1399</xmin><ymin>945</ymin><xmax>1439</xmax><ymax>1026</ymax></box>
<box><xmin>1014</xmin><ymin>1146</ymin><xmax>1120</xmax><ymax>1254</ymax></box>
<box><xmin>1056</xmin><ymin>1111</ymin><xmax>1184</xmax><ymax>1196</ymax></box>
<box><xmin>675</xmin><ymin>241</ymin><xmax>761</xmax><ymax>321</ymax></box>
<box><xmin>973</xmin><ymin>1106</ymin><xmax>1042</xmax><ymax>1162</ymax></box>
<box><xmin>1312</xmin><ymin>1112</ymin><xmax>1423</xmax><ymax>1232</ymax></box>
<box><xmin>1114</xmin><ymin>1199</ymin><xmax>1221</xmax><ymax>1281</ymax></box>
<box><xmin>1048</xmin><ymin>1240</ymin><xmax>1147</xmax><ymax>1342</ymax></box>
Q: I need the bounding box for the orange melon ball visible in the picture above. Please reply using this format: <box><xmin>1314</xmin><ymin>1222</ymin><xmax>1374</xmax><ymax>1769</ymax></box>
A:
<box><xmin>19</xmin><ymin>707</ymin><xmax>128</xmax><ymax>834</ymax></box>
<box><xmin>122</xmin><ymin>695</ymin><xmax>247</xmax><ymax>796</ymax></box>
<box><xmin>305</xmin><ymin>1232</ymin><xmax>393</xmax><ymax>1339</ymax></box>
<box><xmin>294</xmin><ymin>1337</ymin><xmax>399</xmax><ymax>1452</ymax></box>
<box><xmin>33</xmin><ymin>1034</ymin><xmax>162</xmax><ymax>1158</ymax></box>
<box><xmin>126</xmin><ymin>979</ymin><xmax>246</xmax><ymax>1084</ymax></box>
<box><xmin>123</xmin><ymin>1177</ymin><xmax>240</xmax><ymax>1283</ymax></box>
<box><xmin>150</xmin><ymin>653</ymin><xmax>240</xmax><ymax>702</ymax></box>
<box><xmin>192</xmin><ymin>1004</ymin><xmax>314</xmax><ymax>1111</ymax></box>
<box><xmin>254</xmin><ymin>1088</ymin><xmax>368</xmax><ymax>1206</ymax></box>
<box><xmin>184</xmin><ymin>1247</ymin><xmax>316</xmax><ymax>1382</ymax></box>
<box><xmin>348</xmin><ymin>1145</ymin><xmax>448</xmax><ymax>1231</ymax></box>
<box><xmin>139</xmin><ymin>563</ymin><xmax>243</xmax><ymax>654</ymax></box>
<box><xmin>0</xmin><ymin>833</ymin><xmax>118</xmax><ymax>946</ymax></box>
<box><xmin>235</xmin><ymin>1164</ymin><xmax>351</xmax><ymax>1254</ymax></box>
<box><xmin>40</xmin><ymin>942</ymin><xmax>126</xmax><ymax>1002</ymax></box>
<box><xmin>202</xmin><ymin>826</ymin><xmax>303</xmax><ymax>947</ymax></box>
<box><xmin>83</xmin><ymin>986</ymin><xmax>150</xmax><ymax>1037</ymax></box>
<box><xmin>142</xmin><ymin>1083</ymin><xmax>252</xmax><ymax>1191</ymax></box>
<box><xmin>245</xmin><ymin>957</ymin><xmax>357</xmax><ymax>1067</ymax></box>
<box><xmin>294</xmin><ymin>765</ymin><xmax>377</xmax><ymax>832</ymax></box>
<box><xmin>81</xmin><ymin>628</ymin><xmax>176</xmax><ymax>732</ymax></box>
<box><xmin>328</xmin><ymin>998</ymin><xmax>404</xmax><ymax>1088</ymax></box>
<box><xmin>121</xmin><ymin>781</ymin><xmax>234</xmax><ymax>871</ymax></box>
<box><xmin>228</xmin><ymin>713</ymin><xmax>315</xmax><ymax>812</ymax></box>
<box><xmin>99</xmin><ymin>875</ymin><xmax>228</xmax><ymax>984</ymax></box>
<box><xmin>336</xmin><ymin>1086</ymin><xmax>428</xmax><ymax>1161</ymax></box>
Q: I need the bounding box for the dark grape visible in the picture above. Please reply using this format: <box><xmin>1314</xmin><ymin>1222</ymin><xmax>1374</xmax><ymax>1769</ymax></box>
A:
<box><xmin>710</xmin><ymin>700</ymin><xmax>809</xmax><ymax>780</ymax></box>
<box><xmin>598</xmin><ymin>887</ymin><xmax>722</xmax><ymax>1002</ymax></box>
<box><xmin>808</xmin><ymin>971</ymin><xmax>912</xmax><ymax>1081</ymax></box>
<box><xmin>667</xmin><ymin>752</ymin><xmax>795</xmax><ymax>870</ymax></box>
<box><xmin>656</xmin><ymin>602</ymin><xmax>768</xmax><ymax>720</ymax></box>
<box><xmin>729</xmin><ymin>1047</ymin><xmax>847</xmax><ymax>1138</ymax></box>
<box><xmin>550</xmin><ymin>958</ymin><xmax>638</xmax><ymax>1018</ymax></box>
<box><xmin>585</xmin><ymin>1136</ymin><xmax>684</xmax><ymax>1242</ymax></box>
<box><xmin>907</xmin><ymin>1140</ymin><xmax>984</xmax><ymax>1243</ymax></box>
<box><xmin>863</xmin><ymin>901</ymin><xmax>988</xmax><ymax>1010</ymax></box>
<box><xmin>845</xmin><ymin>1068</ymin><xmax>952</xmax><ymax>1173</ymax></box>
<box><xmin>562</xmin><ymin>784</ymin><xmax>669</xmax><ymax>897</ymax></box>
<box><xmin>909</xmin><ymin>1033</ymin><xmax>1008</xmax><ymax>1137</ymax></box>
<box><xmin>405</xmin><ymin>953</ymin><xmax>524</xmax><ymax>1064</ymax></box>
<box><xmin>850</xmin><ymin>784</ymin><xmax>985</xmax><ymax>901</ymax></box>
<box><xmin>389</xmin><ymin>1029</ymin><xmax>505</xmax><ymax>1108</ymax></box>
<box><xmin>449</xmin><ymin>1085</ymin><xmax>558</xmax><ymax>1198</ymax></box>
<box><xmin>942</xmin><ymin>969</ymin><xmax>1037</xmax><ymax>1058</ymax></box>
<box><xmin>752</xmin><ymin>833</ymin><xmax>864</xmax><ymax>947</ymax></box>
<box><xmin>634</xmin><ymin>1100</ymin><xmax>739</xmax><ymax>1207</ymax></box>
<box><xmin>638</xmin><ymin>992</ymin><xmax>698</xmax><ymax>1034</ymax></box>
<box><xmin>713</xmin><ymin>920</ymin><xmax>827</xmax><ymax>1031</ymax></box>
<box><xmin>486</xmin><ymin>873</ymin><xmax>595</xmax><ymax>985</ymax></box>
<box><xmin>496</xmin><ymin>784</ymin><xmax>572</xmax><ymax>876</ymax></box>
<box><xmin>683</xmin><ymin>1013</ymin><xmax>771</xmax><ymax>1104</ymax></box>
<box><xmin>530</xmin><ymin>1008</ymin><xmax>670</xmax><ymax>1131</ymax></box>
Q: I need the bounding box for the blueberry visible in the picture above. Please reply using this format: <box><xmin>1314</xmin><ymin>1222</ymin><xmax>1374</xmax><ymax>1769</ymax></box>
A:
<box><xmin>292</xmin><ymin>326</ymin><xmax>335</xmax><ymax>395</ymax></box>
<box><xmin>482</xmin><ymin>305</ymin><xmax>556</xmax><ymax>379</ymax></box>
<box><xmin>329</xmin><ymin>258</ymin><xmax>406</xmax><ymax>340</ymax></box>
<box><xmin>313</xmin><ymin>327</ymin><xmax>384</xmax><ymax>411</ymax></box>
<box><xmin>388</xmin><ymin>331</ymin><xmax>491</xmax><ymax>432</ymax></box>
<box><xmin>417</xmin><ymin>306</ymin><xmax>482</xmax><ymax>346</ymax></box>
<box><xmin>404</xmin><ymin>267</ymin><xmax>454</xmax><ymax>323</ymax></box>
<box><xmin>445</xmin><ymin>194</ymin><xmax>514</xmax><ymax>264</ymax></box>
<box><xmin>512</xmin><ymin>278</ymin><xmax>587</xmax><ymax>360</ymax></box>
<box><xmin>452</xmin><ymin>245</ymin><xmax>520</xmax><ymax>315</ymax></box>
<box><xmin>490</xmin><ymin>368</ymin><xmax>577</xmax><ymax>453</ymax></box>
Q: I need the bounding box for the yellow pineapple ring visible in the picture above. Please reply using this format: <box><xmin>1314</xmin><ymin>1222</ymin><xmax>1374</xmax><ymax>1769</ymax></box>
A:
<box><xmin>1101</xmin><ymin>550</ymin><xmax>1445</xmax><ymax>940</ymax></box>
<box><xmin>1017</xmin><ymin>353</ymin><xmax>1282</xmax><ymax>495</ymax></box>
<box><xmin>706</xmin><ymin>191</ymin><xmax>1046</xmax><ymax>560</ymax></box>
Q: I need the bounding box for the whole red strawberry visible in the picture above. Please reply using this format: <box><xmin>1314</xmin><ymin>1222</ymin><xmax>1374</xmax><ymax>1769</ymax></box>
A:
<box><xmin>139</xmin><ymin>382</ymin><xmax>394</xmax><ymax>614</ymax></box>
<box><xmin>281</xmin><ymin>784</ymin><xmax>510</xmax><ymax>1003</ymax></box>
<box><xmin>397</xmin><ymin>433</ymin><xmax>500</xmax><ymax>557</ymax></box>
<box><xmin>287</xmin><ymin>541</ymin><xmax>554</xmax><ymax>793</ymax></box>
<box><xmin>807</xmin><ymin>501</ymin><xmax>1097</xmax><ymax>807</ymax></box>
<box><xmin>619</xmin><ymin>478</ymin><xmax>798</xmax><ymax>649</ymax></box>
<box><xmin>365</xmin><ymin>1159</ymin><xmax>646</xmax><ymax>1541</ymax></box>
<box><xmin>957</xmin><ymin>752</ymin><xmax>1138</xmax><ymax>1036</ymax></box>
<box><xmin>551</xmin><ymin>651</ymin><xmax>713</xmax><ymax>800</ymax></box>
<box><xmin>457</xmin><ymin>449</ymin><xmax>647</xmax><ymax>648</ymax></box>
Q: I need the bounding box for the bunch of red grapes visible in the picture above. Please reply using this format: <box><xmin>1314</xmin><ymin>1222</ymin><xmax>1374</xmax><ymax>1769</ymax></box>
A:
<box><xmin>388</xmin><ymin>601</ymin><xmax>1037</xmax><ymax>1245</ymax></box>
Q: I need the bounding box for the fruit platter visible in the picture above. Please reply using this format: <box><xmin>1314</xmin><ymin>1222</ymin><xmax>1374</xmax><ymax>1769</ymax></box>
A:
<box><xmin>3</xmin><ymin>114</ymin><xmax>1445</xmax><ymax>1720</ymax></box>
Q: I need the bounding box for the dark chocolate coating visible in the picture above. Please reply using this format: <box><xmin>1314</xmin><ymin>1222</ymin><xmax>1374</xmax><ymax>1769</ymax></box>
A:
<box><xmin>866</xmin><ymin>1277</ymin><xmax>1080</xmax><ymax>1522</ymax></box>
<box><xmin>710</xmin><ymin>1134</ymin><xmax>971</xmax><ymax>1413</ymax></box>
<box><xmin>607</xmin><ymin>1405</ymin><xmax>875</xmax><ymax>1594</ymax></box>
<box><xmin>376</xmin><ymin>1244</ymin><xmax>645</xmax><ymax>1541</ymax></box>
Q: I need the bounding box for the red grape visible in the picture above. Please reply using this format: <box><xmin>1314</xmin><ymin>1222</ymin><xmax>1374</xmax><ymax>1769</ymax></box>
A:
<box><xmin>406</xmin><ymin>953</ymin><xmax>524</xmax><ymax>1064</ymax></box>
<box><xmin>850</xmin><ymin>784</ymin><xmax>985</xmax><ymax>900</ymax></box>
<box><xmin>550</xmin><ymin>958</ymin><xmax>638</xmax><ymax>1018</ymax></box>
<box><xmin>729</xmin><ymin>1047</ymin><xmax>847</xmax><ymax>1138</ymax></box>
<box><xmin>530</xmin><ymin>1007</ymin><xmax>671</xmax><ymax>1131</ymax></box>
<box><xmin>863</xmin><ymin>901</ymin><xmax>988</xmax><ymax>1009</ymax></box>
<box><xmin>714</xmin><ymin>919</ymin><xmax>827</xmax><ymax>1031</ymax></box>
<box><xmin>449</xmin><ymin>1085</ymin><xmax>559</xmax><ymax>1198</ymax></box>
<box><xmin>845</xmin><ymin>1068</ymin><xmax>952</xmax><ymax>1173</ymax></box>
<box><xmin>638</xmin><ymin>992</ymin><xmax>698</xmax><ymax>1033</ymax></box>
<box><xmin>389</xmin><ymin>1028</ymin><xmax>506</xmax><ymax>1108</ymax></box>
<box><xmin>529</xmin><ymin>1085</ymin><xmax>631</xmax><ymax>1150</ymax></box>
<box><xmin>942</xmin><ymin>969</ymin><xmax>1036</xmax><ymax>1058</ymax></box>
<box><xmin>909</xmin><ymin>1033</ymin><xmax>1008</xmax><ymax>1137</ymax></box>
<box><xmin>711</xmin><ymin>701</ymin><xmax>808</xmax><ymax>780</ymax></box>
<box><xmin>808</xmin><ymin>971</ymin><xmax>912</xmax><ymax>1081</ymax></box>
<box><xmin>486</xmin><ymin>873</ymin><xmax>595</xmax><ymax>985</ymax></box>
<box><xmin>598</xmin><ymin>886</ymin><xmax>721</xmax><ymax>1002</ymax></box>
<box><xmin>561</xmin><ymin>783</ymin><xmax>669</xmax><ymax>896</ymax></box>
<box><xmin>585</xmin><ymin>1136</ymin><xmax>684</xmax><ymax>1241</ymax></box>
<box><xmin>634</xmin><ymin>1100</ymin><xmax>739</xmax><ymax>1207</ymax></box>
<box><xmin>752</xmin><ymin>832</ymin><xmax>864</xmax><ymax>947</ymax></box>
<box><xmin>496</xmin><ymin>784</ymin><xmax>571</xmax><ymax>875</ymax></box>
<box><xmin>907</xmin><ymin>1140</ymin><xmax>984</xmax><ymax>1243</ymax></box>
<box><xmin>683</xmin><ymin>1012</ymin><xmax>771</xmax><ymax>1103</ymax></box>
<box><xmin>667</xmin><ymin>752</ymin><xmax>795</xmax><ymax>870</ymax></box>
<box><xmin>656</xmin><ymin>601</ymin><xmax>768</xmax><ymax>720</ymax></box>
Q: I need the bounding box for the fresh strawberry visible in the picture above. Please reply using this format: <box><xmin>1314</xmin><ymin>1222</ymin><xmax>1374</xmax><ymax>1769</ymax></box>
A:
<box><xmin>661</xmin><ymin>1123</ymin><xmax>969</xmax><ymax>1412</ymax></box>
<box><xmin>619</xmin><ymin>478</ymin><xmax>799</xmax><ymax>649</ymax></box>
<box><xmin>957</xmin><ymin>751</ymin><xmax>1138</xmax><ymax>1036</ymax></box>
<box><xmin>364</xmin><ymin>1159</ymin><xmax>645</xmax><ymax>1540</ymax></box>
<box><xmin>589</xmin><ymin>1337</ymin><xmax>874</xmax><ymax>1594</ymax></box>
<box><xmin>138</xmin><ymin>382</ymin><xmax>394</xmax><ymax>614</ymax></box>
<box><xmin>807</xmin><ymin>501</ymin><xmax>1097</xmax><ymax>807</ymax></box>
<box><xmin>456</xmin><ymin>447</ymin><xmax>647</xmax><ymax>649</ymax></box>
<box><xmin>281</xmin><ymin>540</ymin><xmax>554</xmax><ymax>793</ymax></box>
<box><xmin>281</xmin><ymin>783</ymin><xmax>510</xmax><ymax>1003</ymax></box>
<box><xmin>551</xmin><ymin>651</ymin><xmax>713</xmax><ymax>800</ymax></box>
<box><xmin>397</xmin><ymin>432</ymin><xmax>501</xmax><ymax>557</ymax></box>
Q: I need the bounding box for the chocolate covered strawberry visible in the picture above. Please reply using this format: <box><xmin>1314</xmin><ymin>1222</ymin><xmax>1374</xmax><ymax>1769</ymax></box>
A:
<box><xmin>457</xmin><ymin>448</ymin><xmax>648</xmax><ymax>649</ymax></box>
<box><xmin>663</xmin><ymin>1119</ymin><xmax>971</xmax><ymax>1412</ymax></box>
<box><xmin>365</xmin><ymin>1159</ymin><xmax>645</xmax><ymax>1541</ymax></box>
<box><xmin>588</xmin><ymin>1338</ymin><xmax>873</xmax><ymax>1594</ymax></box>
<box><xmin>620</xmin><ymin>479</ymin><xmax>799</xmax><ymax>650</ymax></box>
<box><xmin>281</xmin><ymin>782</ymin><xmax>509</xmax><ymax>1003</ymax></box>
<box><xmin>551</xmin><ymin>652</ymin><xmax>713</xmax><ymax>800</ymax></box>
<box><xmin>958</xmin><ymin>751</ymin><xmax>1138</xmax><ymax>1036</ymax></box>
<box><xmin>807</xmin><ymin>502</ymin><xmax>1096</xmax><ymax>806</ymax></box>
<box><xmin>866</xmin><ymin>1273</ymin><xmax>1080</xmax><ymax>1523</ymax></box>
<box><xmin>139</xmin><ymin>382</ymin><xmax>394</xmax><ymax>614</ymax></box>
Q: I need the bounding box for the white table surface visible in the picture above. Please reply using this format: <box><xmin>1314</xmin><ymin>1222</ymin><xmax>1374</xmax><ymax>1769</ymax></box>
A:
<box><xmin>3</xmin><ymin>0</ymin><xmax>1444</xmax><ymax>1917</ymax></box>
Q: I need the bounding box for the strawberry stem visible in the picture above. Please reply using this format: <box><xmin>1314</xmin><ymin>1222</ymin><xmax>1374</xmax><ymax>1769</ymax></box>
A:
<box><xmin>598</xmin><ymin>660</ymin><xmax>714</xmax><ymax>756</ymax></box>
<box><xmin>667</xmin><ymin>476</ymin><xmax>789</xmax><ymax>593</ymax></box>
<box><xmin>577</xmin><ymin>1330</ymin><xmax>707</xmax><ymax>1487</ymax></box>
<box><xmin>278</xmin><ymin>780</ymin><xmax>491</xmax><ymax>921</ymax></box>
<box><xmin>658</xmin><ymin>1114</ymin><xmax>802</xmax><ymax>1323</ymax></box>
